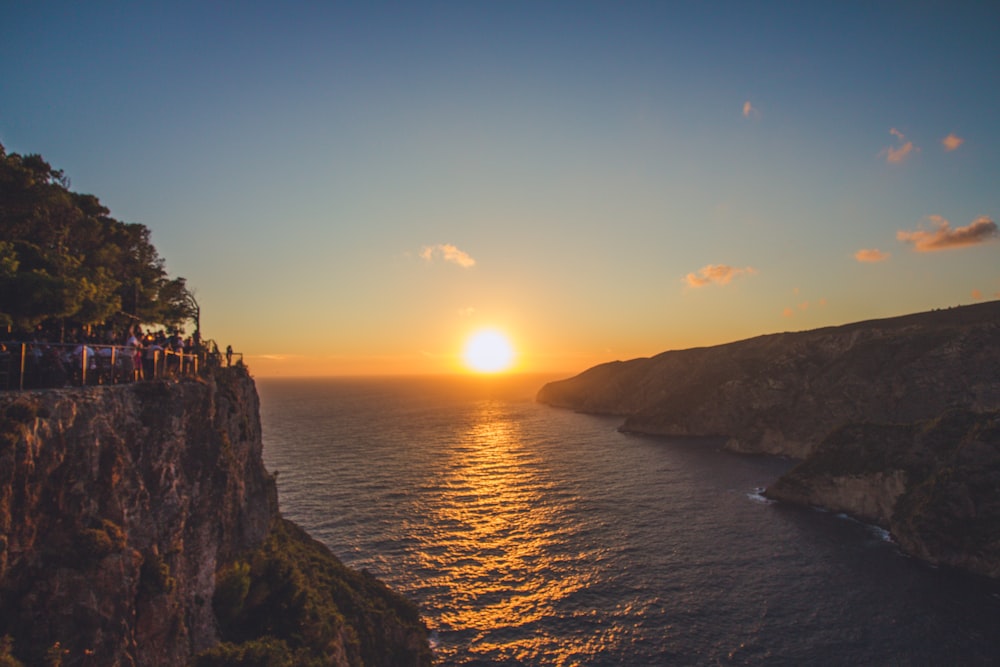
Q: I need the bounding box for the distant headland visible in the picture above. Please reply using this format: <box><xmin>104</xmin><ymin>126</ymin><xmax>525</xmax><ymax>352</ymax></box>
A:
<box><xmin>537</xmin><ymin>301</ymin><xmax>1000</xmax><ymax>578</ymax></box>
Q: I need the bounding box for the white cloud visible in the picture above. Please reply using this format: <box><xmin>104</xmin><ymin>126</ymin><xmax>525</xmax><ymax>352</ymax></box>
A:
<box><xmin>420</xmin><ymin>243</ymin><xmax>476</xmax><ymax>268</ymax></box>
<box><xmin>684</xmin><ymin>264</ymin><xmax>756</xmax><ymax>287</ymax></box>
<box><xmin>897</xmin><ymin>215</ymin><xmax>998</xmax><ymax>252</ymax></box>
<box><xmin>854</xmin><ymin>248</ymin><xmax>890</xmax><ymax>263</ymax></box>
<box><xmin>942</xmin><ymin>133</ymin><xmax>964</xmax><ymax>151</ymax></box>
<box><xmin>883</xmin><ymin>128</ymin><xmax>916</xmax><ymax>164</ymax></box>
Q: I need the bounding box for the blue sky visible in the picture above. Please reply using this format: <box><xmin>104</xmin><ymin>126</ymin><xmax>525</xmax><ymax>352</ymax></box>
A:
<box><xmin>3</xmin><ymin>1</ymin><xmax>998</xmax><ymax>375</ymax></box>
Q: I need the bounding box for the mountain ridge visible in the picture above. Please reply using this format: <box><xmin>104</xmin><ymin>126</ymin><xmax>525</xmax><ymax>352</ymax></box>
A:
<box><xmin>537</xmin><ymin>300</ymin><xmax>1000</xmax><ymax>458</ymax></box>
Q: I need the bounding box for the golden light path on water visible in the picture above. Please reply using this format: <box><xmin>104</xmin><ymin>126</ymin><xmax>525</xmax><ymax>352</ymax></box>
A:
<box><xmin>414</xmin><ymin>400</ymin><xmax>605</xmax><ymax>664</ymax></box>
<box><xmin>261</xmin><ymin>378</ymin><xmax>1000</xmax><ymax>665</ymax></box>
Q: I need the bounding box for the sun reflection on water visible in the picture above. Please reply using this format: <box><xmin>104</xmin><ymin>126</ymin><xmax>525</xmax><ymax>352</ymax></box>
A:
<box><xmin>416</xmin><ymin>401</ymin><xmax>593</xmax><ymax>662</ymax></box>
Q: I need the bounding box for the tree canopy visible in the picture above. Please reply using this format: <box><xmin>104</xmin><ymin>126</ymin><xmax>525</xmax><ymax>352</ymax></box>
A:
<box><xmin>0</xmin><ymin>143</ymin><xmax>196</xmax><ymax>337</ymax></box>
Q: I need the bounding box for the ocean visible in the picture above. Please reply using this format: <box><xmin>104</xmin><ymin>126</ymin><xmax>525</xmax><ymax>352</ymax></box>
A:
<box><xmin>257</xmin><ymin>375</ymin><xmax>1000</xmax><ymax>666</ymax></box>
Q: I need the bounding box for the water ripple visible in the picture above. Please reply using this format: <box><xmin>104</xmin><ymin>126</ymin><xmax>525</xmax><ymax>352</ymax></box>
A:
<box><xmin>259</xmin><ymin>376</ymin><xmax>1000</xmax><ymax>666</ymax></box>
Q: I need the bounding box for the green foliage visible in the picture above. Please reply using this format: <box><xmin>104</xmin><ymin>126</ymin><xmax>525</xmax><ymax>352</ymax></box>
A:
<box><xmin>43</xmin><ymin>642</ymin><xmax>65</xmax><ymax>667</ymax></box>
<box><xmin>75</xmin><ymin>519</ymin><xmax>127</xmax><ymax>562</ymax></box>
<box><xmin>193</xmin><ymin>637</ymin><xmax>320</xmax><ymax>667</ymax></box>
<box><xmin>140</xmin><ymin>551</ymin><xmax>176</xmax><ymax>596</ymax></box>
<box><xmin>202</xmin><ymin>518</ymin><xmax>432</xmax><ymax>667</ymax></box>
<box><xmin>214</xmin><ymin>561</ymin><xmax>252</xmax><ymax>631</ymax></box>
<box><xmin>0</xmin><ymin>635</ymin><xmax>25</xmax><ymax>667</ymax></box>
<box><xmin>0</xmin><ymin>143</ymin><xmax>197</xmax><ymax>334</ymax></box>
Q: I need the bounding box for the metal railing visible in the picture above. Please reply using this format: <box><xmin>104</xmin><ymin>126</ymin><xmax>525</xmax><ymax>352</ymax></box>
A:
<box><xmin>0</xmin><ymin>341</ymin><xmax>202</xmax><ymax>391</ymax></box>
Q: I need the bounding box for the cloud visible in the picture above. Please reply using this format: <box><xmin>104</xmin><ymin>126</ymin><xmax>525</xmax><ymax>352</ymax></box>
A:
<box><xmin>896</xmin><ymin>215</ymin><xmax>998</xmax><ymax>252</ymax></box>
<box><xmin>942</xmin><ymin>133</ymin><xmax>964</xmax><ymax>151</ymax></box>
<box><xmin>972</xmin><ymin>289</ymin><xmax>983</xmax><ymax>300</ymax></box>
<box><xmin>883</xmin><ymin>128</ymin><xmax>916</xmax><ymax>164</ymax></box>
<box><xmin>684</xmin><ymin>264</ymin><xmax>756</xmax><ymax>287</ymax></box>
<box><xmin>742</xmin><ymin>100</ymin><xmax>756</xmax><ymax>118</ymax></box>
<box><xmin>420</xmin><ymin>243</ymin><xmax>476</xmax><ymax>268</ymax></box>
<box><xmin>782</xmin><ymin>307</ymin><xmax>794</xmax><ymax>318</ymax></box>
<box><xmin>854</xmin><ymin>248</ymin><xmax>890</xmax><ymax>263</ymax></box>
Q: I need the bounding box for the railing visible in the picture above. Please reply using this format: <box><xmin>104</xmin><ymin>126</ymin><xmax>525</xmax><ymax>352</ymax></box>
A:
<box><xmin>0</xmin><ymin>342</ymin><xmax>202</xmax><ymax>391</ymax></box>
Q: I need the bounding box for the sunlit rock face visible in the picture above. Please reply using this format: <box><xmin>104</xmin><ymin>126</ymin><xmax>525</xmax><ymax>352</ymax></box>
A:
<box><xmin>0</xmin><ymin>371</ymin><xmax>275</xmax><ymax>666</ymax></box>
<box><xmin>537</xmin><ymin>301</ymin><xmax>1000</xmax><ymax>459</ymax></box>
<box><xmin>766</xmin><ymin>411</ymin><xmax>1000</xmax><ymax>579</ymax></box>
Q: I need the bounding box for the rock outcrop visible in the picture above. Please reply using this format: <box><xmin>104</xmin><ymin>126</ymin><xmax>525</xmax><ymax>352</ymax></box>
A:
<box><xmin>0</xmin><ymin>368</ymin><xmax>430</xmax><ymax>666</ymax></box>
<box><xmin>537</xmin><ymin>301</ymin><xmax>1000</xmax><ymax>578</ymax></box>
<box><xmin>537</xmin><ymin>301</ymin><xmax>1000</xmax><ymax>458</ymax></box>
<box><xmin>766</xmin><ymin>410</ymin><xmax>1000</xmax><ymax>579</ymax></box>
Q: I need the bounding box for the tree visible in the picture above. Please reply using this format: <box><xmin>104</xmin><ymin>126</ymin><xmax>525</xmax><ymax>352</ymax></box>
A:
<box><xmin>0</xmin><ymin>142</ymin><xmax>197</xmax><ymax>337</ymax></box>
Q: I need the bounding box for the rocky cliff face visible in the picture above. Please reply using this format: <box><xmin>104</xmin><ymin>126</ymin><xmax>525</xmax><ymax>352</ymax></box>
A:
<box><xmin>537</xmin><ymin>301</ymin><xmax>1000</xmax><ymax>458</ymax></box>
<box><xmin>0</xmin><ymin>369</ymin><xmax>430</xmax><ymax>666</ymax></box>
<box><xmin>766</xmin><ymin>411</ymin><xmax>1000</xmax><ymax>579</ymax></box>
<box><xmin>0</xmin><ymin>370</ymin><xmax>274</xmax><ymax>665</ymax></box>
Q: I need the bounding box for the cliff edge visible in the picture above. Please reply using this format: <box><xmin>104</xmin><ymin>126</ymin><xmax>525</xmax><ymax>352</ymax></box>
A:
<box><xmin>765</xmin><ymin>410</ymin><xmax>1000</xmax><ymax>579</ymax></box>
<box><xmin>537</xmin><ymin>301</ymin><xmax>1000</xmax><ymax>458</ymax></box>
<box><xmin>0</xmin><ymin>369</ymin><xmax>430</xmax><ymax>666</ymax></box>
<box><xmin>537</xmin><ymin>302</ymin><xmax>1000</xmax><ymax>578</ymax></box>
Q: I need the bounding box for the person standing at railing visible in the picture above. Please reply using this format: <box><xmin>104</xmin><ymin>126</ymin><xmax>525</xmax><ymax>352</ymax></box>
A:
<box><xmin>144</xmin><ymin>336</ymin><xmax>163</xmax><ymax>380</ymax></box>
<box><xmin>125</xmin><ymin>328</ymin><xmax>142</xmax><ymax>381</ymax></box>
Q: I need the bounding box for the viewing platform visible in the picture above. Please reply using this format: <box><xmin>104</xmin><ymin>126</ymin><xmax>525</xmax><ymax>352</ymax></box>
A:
<box><xmin>0</xmin><ymin>341</ymin><xmax>242</xmax><ymax>391</ymax></box>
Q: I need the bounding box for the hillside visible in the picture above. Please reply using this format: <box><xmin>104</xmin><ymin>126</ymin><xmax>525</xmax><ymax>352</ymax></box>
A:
<box><xmin>765</xmin><ymin>409</ymin><xmax>1000</xmax><ymax>579</ymax></box>
<box><xmin>537</xmin><ymin>301</ymin><xmax>1000</xmax><ymax>458</ymax></box>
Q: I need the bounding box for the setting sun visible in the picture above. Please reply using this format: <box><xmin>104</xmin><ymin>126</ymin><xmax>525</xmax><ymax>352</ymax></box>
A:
<box><xmin>462</xmin><ymin>329</ymin><xmax>515</xmax><ymax>373</ymax></box>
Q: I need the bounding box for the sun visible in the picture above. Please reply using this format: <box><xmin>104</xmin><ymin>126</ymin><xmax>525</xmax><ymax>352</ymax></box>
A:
<box><xmin>462</xmin><ymin>329</ymin><xmax>515</xmax><ymax>373</ymax></box>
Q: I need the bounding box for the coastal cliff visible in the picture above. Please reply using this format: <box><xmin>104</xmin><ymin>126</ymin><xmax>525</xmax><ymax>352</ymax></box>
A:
<box><xmin>766</xmin><ymin>410</ymin><xmax>1000</xmax><ymax>579</ymax></box>
<box><xmin>0</xmin><ymin>369</ymin><xmax>430</xmax><ymax>666</ymax></box>
<box><xmin>537</xmin><ymin>301</ymin><xmax>1000</xmax><ymax>577</ymax></box>
<box><xmin>537</xmin><ymin>301</ymin><xmax>1000</xmax><ymax>458</ymax></box>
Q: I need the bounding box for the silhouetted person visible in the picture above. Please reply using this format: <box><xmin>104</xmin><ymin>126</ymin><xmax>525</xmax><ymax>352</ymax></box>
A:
<box><xmin>226</xmin><ymin>345</ymin><xmax>233</xmax><ymax>367</ymax></box>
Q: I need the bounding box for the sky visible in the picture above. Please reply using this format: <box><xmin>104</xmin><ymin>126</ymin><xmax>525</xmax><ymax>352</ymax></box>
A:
<box><xmin>2</xmin><ymin>1</ymin><xmax>999</xmax><ymax>376</ymax></box>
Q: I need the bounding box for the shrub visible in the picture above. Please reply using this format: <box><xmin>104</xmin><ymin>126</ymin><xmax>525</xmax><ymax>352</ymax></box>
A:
<box><xmin>193</xmin><ymin>637</ymin><xmax>320</xmax><ymax>667</ymax></box>
<box><xmin>140</xmin><ymin>552</ymin><xmax>176</xmax><ymax>596</ymax></box>
<box><xmin>75</xmin><ymin>520</ymin><xmax>127</xmax><ymax>562</ymax></box>
<box><xmin>0</xmin><ymin>635</ymin><xmax>25</xmax><ymax>667</ymax></box>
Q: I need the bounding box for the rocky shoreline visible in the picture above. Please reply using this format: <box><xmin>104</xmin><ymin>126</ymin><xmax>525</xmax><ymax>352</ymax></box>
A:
<box><xmin>537</xmin><ymin>301</ymin><xmax>1000</xmax><ymax>578</ymax></box>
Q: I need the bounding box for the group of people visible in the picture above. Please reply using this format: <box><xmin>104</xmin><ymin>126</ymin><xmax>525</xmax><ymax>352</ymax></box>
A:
<box><xmin>0</xmin><ymin>326</ymin><xmax>229</xmax><ymax>390</ymax></box>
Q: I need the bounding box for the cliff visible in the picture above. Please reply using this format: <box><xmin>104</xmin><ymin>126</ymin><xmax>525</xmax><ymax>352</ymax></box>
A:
<box><xmin>0</xmin><ymin>369</ymin><xmax>430</xmax><ymax>666</ymax></box>
<box><xmin>765</xmin><ymin>410</ymin><xmax>1000</xmax><ymax>579</ymax></box>
<box><xmin>537</xmin><ymin>301</ymin><xmax>1000</xmax><ymax>577</ymax></box>
<box><xmin>537</xmin><ymin>301</ymin><xmax>1000</xmax><ymax>458</ymax></box>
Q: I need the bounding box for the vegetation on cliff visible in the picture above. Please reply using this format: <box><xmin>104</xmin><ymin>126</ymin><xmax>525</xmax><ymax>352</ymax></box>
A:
<box><xmin>0</xmin><ymin>143</ymin><xmax>195</xmax><ymax>334</ymax></box>
<box><xmin>198</xmin><ymin>518</ymin><xmax>431</xmax><ymax>667</ymax></box>
<box><xmin>766</xmin><ymin>410</ymin><xmax>1000</xmax><ymax>578</ymax></box>
<box><xmin>537</xmin><ymin>301</ymin><xmax>1000</xmax><ymax>458</ymax></box>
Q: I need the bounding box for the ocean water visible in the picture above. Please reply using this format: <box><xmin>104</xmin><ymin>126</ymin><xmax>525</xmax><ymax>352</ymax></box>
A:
<box><xmin>257</xmin><ymin>376</ymin><xmax>1000</xmax><ymax>666</ymax></box>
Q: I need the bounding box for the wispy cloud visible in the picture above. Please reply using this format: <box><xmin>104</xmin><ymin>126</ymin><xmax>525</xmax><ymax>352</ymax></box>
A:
<box><xmin>742</xmin><ymin>100</ymin><xmax>758</xmax><ymax>118</ymax></box>
<box><xmin>882</xmin><ymin>128</ymin><xmax>917</xmax><ymax>164</ymax></box>
<box><xmin>684</xmin><ymin>264</ymin><xmax>756</xmax><ymax>287</ymax></box>
<box><xmin>420</xmin><ymin>243</ymin><xmax>476</xmax><ymax>268</ymax></box>
<box><xmin>854</xmin><ymin>248</ymin><xmax>890</xmax><ymax>263</ymax></box>
<box><xmin>972</xmin><ymin>289</ymin><xmax>983</xmax><ymax>300</ymax></box>
<box><xmin>897</xmin><ymin>215</ymin><xmax>998</xmax><ymax>252</ymax></box>
<box><xmin>942</xmin><ymin>133</ymin><xmax>964</xmax><ymax>151</ymax></box>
